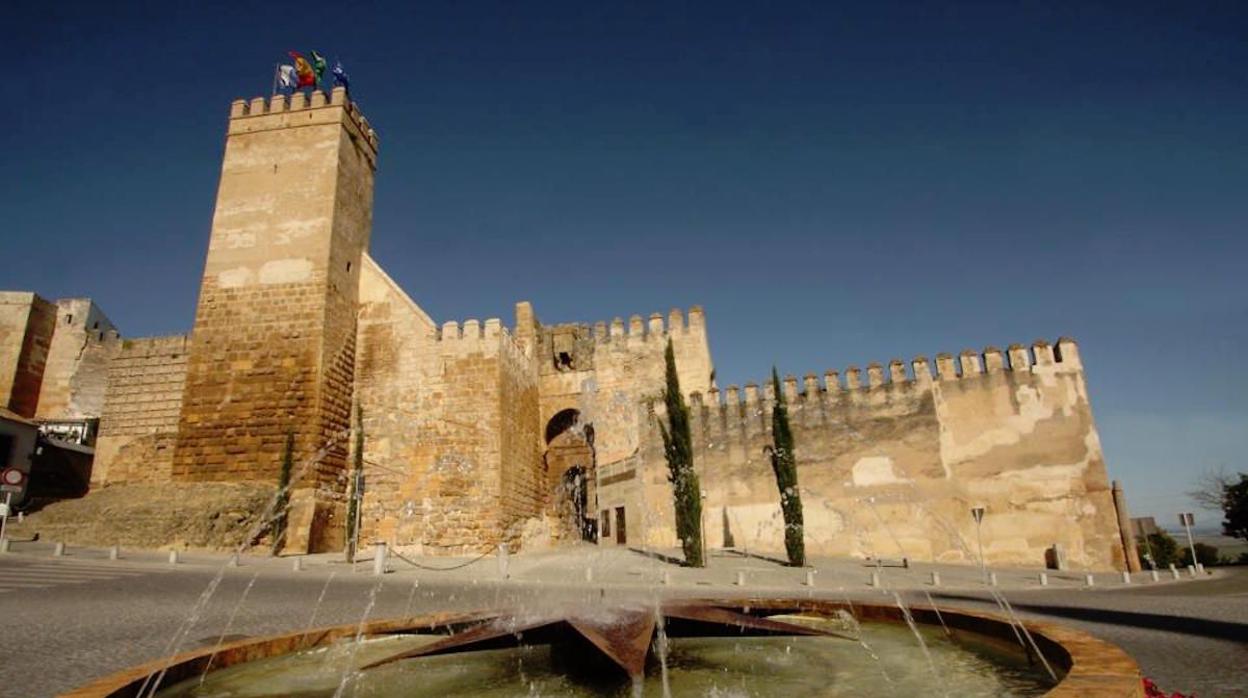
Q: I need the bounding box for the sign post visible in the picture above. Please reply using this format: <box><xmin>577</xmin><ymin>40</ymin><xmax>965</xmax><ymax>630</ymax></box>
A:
<box><xmin>1179</xmin><ymin>512</ymin><xmax>1199</xmax><ymax>571</ymax></box>
<box><xmin>972</xmin><ymin>506</ymin><xmax>987</xmax><ymax>582</ymax></box>
<box><xmin>0</xmin><ymin>468</ymin><xmax>26</xmax><ymax>545</ymax></box>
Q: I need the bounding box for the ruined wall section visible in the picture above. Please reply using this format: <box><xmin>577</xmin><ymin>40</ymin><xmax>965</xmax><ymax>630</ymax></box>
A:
<box><xmin>496</xmin><ymin>330</ymin><xmax>542</xmax><ymax>543</ymax></box>
<box><xmin>36</xmin><ymin>299</ymin><xmax>122</xmax><ymax>420</ymax></box>
<box><xmin>0</xmin><ymin>292</ymin><xmax>56</xmax><ymax>418</ymax></box>
<box><xmin>93</xmin><ymin>335</ymin><xmax>190</xmax><ymax>485</ymax></box>
<box><xmin>171</xmin><ymin>88</ymin><xmax>377</xmax><ymax>553</ymax></box>
<box><xmin>609</xmin><ymin>337</ymin><xmax>1126</xmax><ymax>570</ymax></box>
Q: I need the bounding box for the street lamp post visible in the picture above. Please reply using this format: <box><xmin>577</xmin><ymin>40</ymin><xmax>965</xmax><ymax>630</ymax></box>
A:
<box><xmin>972</xmin><ymin>506</ymin><xmax>986</xmax><ymax>582</ymax></box>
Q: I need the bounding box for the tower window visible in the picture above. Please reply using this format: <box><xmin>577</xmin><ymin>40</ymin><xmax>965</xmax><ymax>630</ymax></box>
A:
<box><xmin>65</xmin><ymin>314</ymin><xmax>73</xmax><ymax>324</ymax></box>
<box><xmin>346</xmin><ymin>261</ymin><xmax>352</xmax><ymax>272</ymax></box>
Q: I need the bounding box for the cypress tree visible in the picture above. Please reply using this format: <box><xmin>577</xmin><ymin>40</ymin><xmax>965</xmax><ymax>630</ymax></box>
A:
<box><xmin>659</xmin><ymin>339</ymin><xmax>705</xmax><ymax>567</ymax></box>
<box><xmin>346</xmin><ymin>405</ymin><xmax>364</xmax><ymax>563</ymax></box>
<box><xmin>767</xmin><ymin>368</ymin><xmax>806</xmax><ymax>566</ymax></box>
<box><xmin>271</xmin><ymin>428</ymin><xmax>295</xmax><ymax>555</ymax></box>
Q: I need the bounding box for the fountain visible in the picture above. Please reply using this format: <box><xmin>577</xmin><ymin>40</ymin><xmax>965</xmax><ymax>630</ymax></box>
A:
<box><xmin>65</xmin><ymin>596</ymin><xmax>1143</xmax><ymax>697</ymax></box>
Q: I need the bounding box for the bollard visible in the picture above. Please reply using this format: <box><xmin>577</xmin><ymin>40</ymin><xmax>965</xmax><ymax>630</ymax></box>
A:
<box><xmin>662</xmin><ymin>571</ymin><xmax>671</xmax><ymax>586</ymax></box>
<box><xmin>16</xmin><ymin>511</ymin><xmax>23</xmax><ymax>523</ymax></box>
<box><xmin>229</xmin><ymin>553</ymin><xmax>240</xmax><ymax>567</ymax></box>
<box><xmin>1121</xmin><ymin>571</ymin><xmax>1131</xmax><ymax>584</ymax></box>
<box><xmin>1038</xmin><ymin>572</ymin><xmax>1048</xmax><ymax>586</ymax></box>
<box><xmin>496</xmin><ymin>543</ymin><xmax>509</xmax><ymax>580</ymax></box>
<box><xmin>1170</xmin><ymin>565</ymin><xmax>1180</xmax><ymax>580</ymax></box>
<box><xmin>292</xmin><ymin>556</ymin><xmax>303</xmax><ymax>572</ymax></box>
<box><xmin>373</xmin><ymin>542</ymin><xmax>387</xmax><ymax>576</ymax></box>
<box><xmin>805</xmin><ymin>570</ymin><xmax>816</xmax><ymax>587</ymax></box>
<box><xmin>53</xmin><ymin>542</ymin><xmax>65</xmax><ymax>557</ymax></box>
<box><xmin>988</xmin><ymin>572</ymin><xmax>998</xmax><ymax>587</ymax></box>
<box><xmin>735</xmin><ymin>571</ymin><xmax>746</xmax><ymax>587</ymax></box>
<box><xmin>870</xmin><ymin>571</ymin><xmax>880</xmax><ymax>588</ymax></box>
<box><xmin>930</xmin><ymin>571</ymin><xmax>940</xmax><ymax>587</ymax></box>
<box><xmin>108</xmin><ymin>545</ymin><xmax>120</xmax><ymax>561</ymax></box>
<box><xmin>585</xmin><ymin>567</ymin><xmax>594</xmax><ymax>583</ymax></box>
<box><xmin>1084</xmin><ymin>573</ymin><xmax>1095</xmax><ymax>587</ymax></box>
<box><xmin>1196</xmin><ymin>563</ymin><xmax>1205</xmax><ymax>575</ymax></box>
<box><xmin>0</xmin><ymin>538</ymin><xmax>9</xmax><ymax>553</ymax></box>
<box><xmin>168</xmin><ymin>550</ymin><xmax>180</xmax><ymax>565</ymax></box>
<box><xmin>1187</xmin><ymin>565</ymin><xmax>1196</xmax><ymax>578</ymax></box>
<box><xmin>1150</xmin><ymin>569</ymin><xmax>1159</xmax><ymax>582</ymax></box>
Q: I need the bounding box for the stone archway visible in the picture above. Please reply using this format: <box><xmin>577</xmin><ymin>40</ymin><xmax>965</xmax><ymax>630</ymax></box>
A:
<box><xmin>544</xmin><ymin>409</ymin><xmax>597</xmax><ymax>543</ymax></box>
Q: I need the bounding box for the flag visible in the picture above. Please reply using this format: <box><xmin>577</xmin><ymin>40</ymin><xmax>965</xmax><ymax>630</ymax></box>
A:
<box><xmin>309</xmin><ymin>50</ymin><xmax>328</xmax><ymax>87</ymax></box>
<box><xmin>277</xmin><ymin>64</ymin><xmax>298</xmax><ymax>91</ymax></box>
<box><xmin>288</xmin><ymin>51</ymin><xmax>316</xmax><ymax>87</ymax></box>
<box><xmin>332</xmin><ymin>60</ymin><xmax>350</xmax><ymax>91</ymax></box>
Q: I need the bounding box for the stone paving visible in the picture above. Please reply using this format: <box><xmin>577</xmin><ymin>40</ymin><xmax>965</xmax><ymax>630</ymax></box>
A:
<box><xmin>0</xmin><ymin>540</ymin><xmax>1244</xmax><ymax>697</ymax></box>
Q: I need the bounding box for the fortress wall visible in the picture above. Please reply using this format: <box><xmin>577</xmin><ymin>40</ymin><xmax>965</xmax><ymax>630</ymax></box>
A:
<box><xmin>35</xmin><ymin>299</ymin><xmax>122</xmax><ymax>420</ymax></box>
<box><xmin>0</xmin><ymin>292</ymin><xmax>56</xmax><ymax>418</ymax></box>
<box><xmin>354</xmin><ymin>259</ymin><xmax>541</xmax><ymax>553</ymax></box>
<box><xmin>605</xmin><ymin>337</ymin><xmax>1128</xmax><ymax>570</ymax></box>
<box><xmin>536</xmin><ymin>307</ymin><xmax>713</xmax><ymax>472</ymax></box>
<box><xmin>94</xmin><ymin>335</ymin><xmax>190</xmax><ymax>485</ymax></box>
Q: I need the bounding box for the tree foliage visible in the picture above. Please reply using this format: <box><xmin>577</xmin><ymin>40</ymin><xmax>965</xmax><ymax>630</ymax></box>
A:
<box><xmin>767</xmin><ymin>368</ymin><xmax>806</xmax><ymax>567</ymax></box>
<box><xmin>1138</xmin><ymin>531</ymin><xmax>1180</xmax><ymax>568</ymax></box>
<box><xmin>271</xmin><ymin>429</ymin><xmax>295</xmax><ymax>555</ymax></box>
<box><xmin>1180</xmin><ymin>542</ymin><xmax>1220</xmax><ymax>568</ymax></box>
<box><xmin>658</xmin><ymin>339</ymin><xmax>704</xmax><ymax>567</ymax></box>
<box><xmin>1222</xmin><ymin>473</ymin><xmax>1248</xmax><ymax>543</ymax></box>
<box><xmin>346</xmin><ymin>405</ymin><xmax>365</xmax><ymax>563</ymax></box>
<box><xmin>1186</xmin><ymin>467</ymin><xmax>1234</xmax><ymax>511</ymax></box>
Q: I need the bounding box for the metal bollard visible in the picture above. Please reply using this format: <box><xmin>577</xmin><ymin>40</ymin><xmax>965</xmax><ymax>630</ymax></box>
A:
<box><xmin>1170</xmin><ymin>565</ymin><xmax>1180</xmax><ymax>580</ymax></box>
<box><xmin>496</xmin><ymin>543</ymin><xmax>509</xmax><ymax>580</ymax></box>
<box><xmin>735</xmin><ymin>571</ymin><xmax>746</xmax><ymax>586</ymax></box>
<box><xmin>930</xmin><ymin>571</ymin><xmax>940</xmax><ymax>587</ymax></box>
<box><xmin>1121</xmin><ymin>571</ymin><xmax>1131</xmax><ymax>584</ymax></box>
<box><xmin>16</xmin><ymin>512</ymin><xmax>23</xmax><ymax>523</ymax></box>
<box><xmin>1150</xmin><ymin>569</ymin><xmax>1159</xmax><ymax>582</ymax></box>
<box><xmin>988</xmin><ymin>572</ymin><xmax>998</xmax><ymax>587</ymax></box>
<box><xmin>108</xmin><ymin>545</ymin><xmax>120</xmax><ymax>561</ymax></box>
<box><xmin>292</xmin><ymin>556</ymin><xmax>303</xmax><ymax>572</ymax></box>
<box><xmin>168</xmin><ymin>550</ymin><xmax>180</xmax><ymax>565</ymax></box>
<box><xmin>1038</xmin><ymin>572</ymin><xmax>1048</xmax><ymax>586</ymax></box>
<box><xmin>53</xmin><ymin>542</ymin><xmax>65</xmax><ymax>557</ymax></box>
<box><xmin>870</xmin><ymin>571</ymin><xmax>880</xmax><ymax>588</ymax></box>
<box><xmin>1196</xmin><ymin>563</ymin><xmax>1205</xmax><ymax>575</ymax></box>
<box><xmin>805</xmin><ymin>570</ymin><xmax>816</xmax><ymax>587</ymax></box>
<box><xmin>373</xmin><ymin>542</ymin><xmax>387</xmax><ymax>576</ymax></box>
<box><xmin>1187</xmin><ymin>565</ymin><xmax>1196</xmax><ymax>578</ymax></box>
<box><xmin>1084</xmin><ymin>573</ymin><xmax>1095</xmax><ymax>587</ymax></box>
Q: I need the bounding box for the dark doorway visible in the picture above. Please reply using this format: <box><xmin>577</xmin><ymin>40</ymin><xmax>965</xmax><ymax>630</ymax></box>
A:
<box><xmin>615</xmin><ymin>506</ymin><xmax>627</xmax><ymax>545</ymax></box>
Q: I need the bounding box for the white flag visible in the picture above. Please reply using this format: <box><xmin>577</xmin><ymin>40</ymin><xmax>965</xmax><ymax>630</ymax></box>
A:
<box><xmin>277</xmin><ymin>64</ymin><xmax>298</xmax><ymax>90</ymax></box>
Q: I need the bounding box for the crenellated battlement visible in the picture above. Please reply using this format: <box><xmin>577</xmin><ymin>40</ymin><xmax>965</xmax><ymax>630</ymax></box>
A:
<box><xmin>227</xmin><ymin>86</ymin><xmax>379</xmax><ymax>153</ymax></box>
<box><xmin>582</xmin><ymin>306</ymin><xmax>706</xmax><ymax>344</ymax></box>
<box><xmin>433</xmin><ymin>317</ymin><xmax>530</xmax><ymax>362</ymax></box>
<box><xmin>685</xmin><ymin>336</ymin><xmax>1083</xmax><ymax>411</ymax></box>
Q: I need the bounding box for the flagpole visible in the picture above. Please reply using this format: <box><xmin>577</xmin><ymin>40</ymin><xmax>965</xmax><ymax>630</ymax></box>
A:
<box><xmin>271</xmin><ymin>63</ymin><xmax>278</xmax><ymax>96</ymax></box>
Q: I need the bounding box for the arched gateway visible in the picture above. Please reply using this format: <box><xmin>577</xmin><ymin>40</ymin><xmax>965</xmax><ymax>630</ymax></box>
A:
<box><xmin>544</xmin><ymin>408</ymin><xmax>597</xmax><ymax>543</ymax></box>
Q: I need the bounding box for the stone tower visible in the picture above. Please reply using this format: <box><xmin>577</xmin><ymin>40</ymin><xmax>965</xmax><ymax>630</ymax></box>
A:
<box><xmin>172</xmin><ymin>87</ymin><xmax>378</xmax><ymax>552</ymax></box>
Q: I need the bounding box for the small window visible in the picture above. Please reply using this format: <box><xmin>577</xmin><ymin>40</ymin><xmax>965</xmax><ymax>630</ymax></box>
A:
<box><xmin>92</xmin><ymin>321</ymin><xmax>99</xmax><ymax>330</ymax></box>
<box><xmin>65</xmin><ymin>314</ymin><xmax>73</xmax><ymax>324</ymax></box>
<box><xmin>600</xmin><ymin>510</ymin><xmax>611</xmax><ymax>537</ymax></box>
<box><xmin>346</xmin><ymin>261</ymin><xmax>352</xmax><ymax>272</ymax></box>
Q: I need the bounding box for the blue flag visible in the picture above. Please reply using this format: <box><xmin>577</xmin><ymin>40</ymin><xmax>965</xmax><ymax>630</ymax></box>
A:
<box><xmin>332</xmin><ymin>60</ymin><xmax>350</xmax><ymax>91</ymax></box>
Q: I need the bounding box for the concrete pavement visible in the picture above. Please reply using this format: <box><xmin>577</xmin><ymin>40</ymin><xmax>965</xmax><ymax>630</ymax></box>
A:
<box><xmin>0</xmin><ymin>540</ymin><xmax>1243</xmax><ymax>697</ymax></box>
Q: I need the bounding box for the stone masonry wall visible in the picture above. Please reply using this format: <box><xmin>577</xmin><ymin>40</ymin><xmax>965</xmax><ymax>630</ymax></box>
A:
<box><xmin>172</xmin><ymin>88</ymin><xmax>377</xmax><ymax>553</ymax></box>
<box><xmin>94</xmin><ymin>335</ymin><xmax>190</xmax><ymax>485</ymax></box>
<box><xmin>602</xmin><ymin>338</ymin><xmax>1129</xmax><ymax>571</ymax></box>
<box><xmin>36</xmin><ymin>298</ymin><xmax>122</xmax><ymax>420</ymax></box>
<box><xmin>0</xmin><ymin>292</ymin><xmax>56</xmax><ymax>418</ymax></box>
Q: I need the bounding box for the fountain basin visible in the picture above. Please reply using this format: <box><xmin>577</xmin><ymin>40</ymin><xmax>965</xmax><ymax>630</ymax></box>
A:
<box><xmin>63</xmin><ymin>599</ymin><xmax>1143</xmax><ymax>697</ymax></box>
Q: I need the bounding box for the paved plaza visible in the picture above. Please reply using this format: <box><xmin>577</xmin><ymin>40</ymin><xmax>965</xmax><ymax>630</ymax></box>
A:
<box><xmin>0</xmin><ymin>541</ymin><xmax>1244</xmax><ymax>697</ymax></box>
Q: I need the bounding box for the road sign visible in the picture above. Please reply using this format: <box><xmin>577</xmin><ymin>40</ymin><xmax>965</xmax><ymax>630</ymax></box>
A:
<box><xmin>1179</xmin><ymin>512</ymin><xmax>1195</xmax><ymax>527</ymax></box>
<box><xmin>971</xmin><ymin>506</ymin><xmax>985</xmax><ymax>523</ymax></box>
<box><xmin>0</xmin><ymin>468</ymin><xmax>25</xmax><ymax>493</ymax></box>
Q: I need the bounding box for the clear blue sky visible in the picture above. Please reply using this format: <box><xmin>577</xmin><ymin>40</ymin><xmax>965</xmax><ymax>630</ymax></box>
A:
<box><xmin>2</xmin><ymin>1</ymin><xmax>1245</xmax><ymax>526</ymax></box>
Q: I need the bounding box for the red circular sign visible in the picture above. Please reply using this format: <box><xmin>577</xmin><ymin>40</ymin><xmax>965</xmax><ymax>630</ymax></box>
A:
<box><xmin>1</xmin><ymin>468</ymin><xmax>24</xmax><ymax>486</ymax></box>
